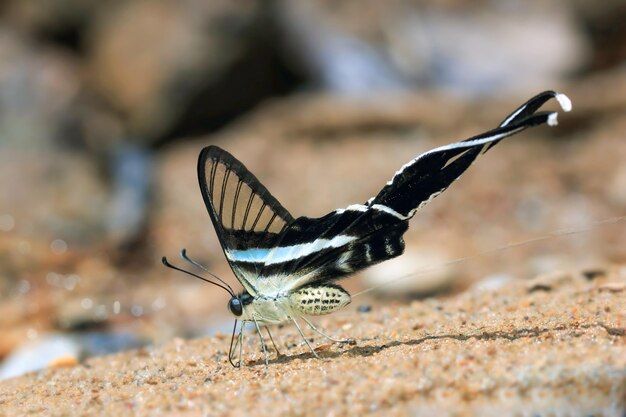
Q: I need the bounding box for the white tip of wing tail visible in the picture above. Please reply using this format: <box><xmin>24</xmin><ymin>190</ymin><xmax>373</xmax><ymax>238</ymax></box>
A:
<box><xmin>555</xmin><ymin>93</ymin><xmax>572</xmax><ymax>112</ymax></box>
<box><xmin>547</xmin><ymin>112</ymin><xmax>559</xmax><ymax>127</ymax></box>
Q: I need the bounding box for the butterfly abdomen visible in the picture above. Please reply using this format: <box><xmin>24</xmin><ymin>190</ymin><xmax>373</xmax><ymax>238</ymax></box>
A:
<box><xmin>289</xmin><ymin>285</ymin><xmax>351</xmax><ymax>316</ymax></box>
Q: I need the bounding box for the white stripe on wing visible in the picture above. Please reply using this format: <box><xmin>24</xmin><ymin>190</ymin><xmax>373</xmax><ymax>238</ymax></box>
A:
<box><xmin>226</xmin><ymin>234</ymin><xmax>357</xmax><ymax>265</ymax></box>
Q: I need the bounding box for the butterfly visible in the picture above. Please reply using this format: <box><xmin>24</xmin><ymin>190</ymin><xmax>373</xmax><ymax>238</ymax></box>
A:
<box><xmin>163</xmin><ymin>91</ymin><xmax>571</xmax><ymax>367</ymax></box>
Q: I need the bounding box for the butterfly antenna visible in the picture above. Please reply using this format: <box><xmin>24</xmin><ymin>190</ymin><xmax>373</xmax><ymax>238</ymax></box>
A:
<box><xmin>162</xmin><ymin>256</ymin><xmax>234</xmax><ymax>296</ymax></box>
<box><xmin>179</xmin><ymin>249</ymin><xmax>236</xmax><ymax>295</ymax></box>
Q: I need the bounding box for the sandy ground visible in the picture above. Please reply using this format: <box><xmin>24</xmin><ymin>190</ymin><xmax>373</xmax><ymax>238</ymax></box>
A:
<box><xmin>0</xmin><ymin>265</ymin><xmax>624</xmax><ymax>417</ymax></box>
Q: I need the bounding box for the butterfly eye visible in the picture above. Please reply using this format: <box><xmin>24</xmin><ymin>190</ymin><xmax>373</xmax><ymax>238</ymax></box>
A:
<box><xmin>228</xmin><ymin>297</ymin><xmax>243</xmax><ymax>316</ymax></box>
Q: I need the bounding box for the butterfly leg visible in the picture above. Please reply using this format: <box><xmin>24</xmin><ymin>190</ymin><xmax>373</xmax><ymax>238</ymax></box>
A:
<box><xmin>238</xmin><ymin>323</ymin><xmax>244</xmax><ymax>367</ymax></box>
<box><xmin>264</xmin><ymin>326</ymin><xmax>283</xmax><ymax>358</ymax></box>
<box><xmin>301</xmin><ymin>316</ymin><xmax>352</xmax><ymax>344</ymax></box>
<box><xmin>228</xmin><ymin>319</ymin><xmax>242</xmax><ymax>368</ymax></box>
<box><xmin>229</xmin><ymin>320</ymin><xmax>245</xmax><ymax>368</ymax></box>
<box><xmin>291</xmin><ymin>318</ymin><xmax>321</xmax><ymax>359</ymax></box>
<box><xmin>252</xmin><ymin>315</ymin><xmax>270</xmax><ymax>367</ymax></box>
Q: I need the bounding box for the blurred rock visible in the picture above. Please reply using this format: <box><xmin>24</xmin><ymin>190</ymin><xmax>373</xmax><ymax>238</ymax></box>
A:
<box><xmin>471</xmin><ymin>274</ymin><xmax>515</xmax><ymax>293</ymax></box>
<box><xmin>85</xmin><ymin>0</ymin><xmax>291</xmax><ymax>142</ymax></box>
<box><xmin>608</xmin><ymin>164</ymin><xmax>626</xmax><ymax>207</ymax></box>
<box><xmin>55</xmin><ymin>297</ymin><xmax>111</xmax><ymax>331</ymax></box>
<box><xmin>525</xmin><ymin>270</ymin><xmax>572</xmax><ymax>293</ymax></box>
<box><xmin>0</xmin><ymin>334</ymin><xmax>81</xmax><ymax>380</ymax></box>
<box><xmin>275</xmin><ymin>0</ymin><xmax>407</xmax><ymax>93</ymax></box>
<box><xmin>571</xmin><ymin>0</ymin><xmax>626</xmax><ymax>71</ymax></box>
<box><xmin>106</xmin><ymin>144</ymin><xmax>154</xmax><ymax>248</ymax></box>
<box><xmin>362</xmin><ymin>249</ymin><xmax>456</xmax><ymax>297</ymax></box>
<box><xmin>0</xmin><ymin>328</ymin><xmax>27</xmax><ymax>360</ymax></box>
<box><xmin>0</xmin><ymin>329</ymin><xmax>148</xmax><ymax>380</ymax></box>
<box><xmin>279</xmin><ymin>0</ymin><xmax>588</xmax><ymax>96</ymax></box>
<box><xmin>0</xmin><ymin>28</ymin><xmax>82</xmax><ymax>149</ymax></box>
<box><xmin>0</xmin><ymin>150</ymin><xmax>108</xmax><ymax>242</ymax></box>
<box><xmin>388</xmin><ymin>5</ymin><xmax>587</xmax><ymax>95</ymax></box>
<box><xmin>2</xmin><ymin>0</ymin><xmax>102</xmax><ymax>49</ymax></box>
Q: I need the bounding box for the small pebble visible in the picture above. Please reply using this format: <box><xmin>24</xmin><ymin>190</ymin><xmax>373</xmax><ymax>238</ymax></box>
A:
<box><xmin>50</xmin><ymin>239</ymin><xmax>68</xmax><ymax>255</ymax></box>
<box><xmin>0</xmin><ymin>214</ymin><xmax>15</xmax><ymax>231</ymax></box>
<box><xmin>81</xmin><ymin>298</ymin><xmax>94</xmax><ymax>310</ymax></box>
<box><xmin>357</xmin><ymin>304</ymin><xmax>372</xmax><ymax>313</ymax></box>
<box><xmin>48</xmin><ymin>355</ymin><xmax>79</xmax><ymax>369</ymax></box>
<box><xmin>0</xmin><ymin>334</ymin><xmax>82</xmax><ymax>380</ymax></box>
<box><xmin>528</xmin><ymin>284</ymin><xmax>552</xmax><ymax>293</ymax></box>
<box><xmin>130</xmin><ymin>305</ymin><xmax>144</xmax><ymax>317</ymax></box>
<box><xmin>598</xmin><ymin>283</ymin><xmax>625</xmax><ymax>293</ymax></box>
<box><xmin>582</xmin><ymin>269</ymin><xmax>606</xmax><ymax>281</ymax></box>
<box><xmin>18</xmin><ymin>280</ymin><xmax>31</xmax><ymax>295</ymax></box>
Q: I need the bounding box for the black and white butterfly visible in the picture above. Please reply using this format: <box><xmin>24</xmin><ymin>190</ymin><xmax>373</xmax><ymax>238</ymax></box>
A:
<box><xmin>163</xmin><ymin>91</ymin><xmax>571</xmax><ymax>367</ymax></box>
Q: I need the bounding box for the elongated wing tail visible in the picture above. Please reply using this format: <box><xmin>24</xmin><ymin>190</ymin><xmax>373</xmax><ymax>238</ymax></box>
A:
<box><xmin>371</xmin><ymin>91</ymin><xmax>572</xmax><ymax>220</ymax></box>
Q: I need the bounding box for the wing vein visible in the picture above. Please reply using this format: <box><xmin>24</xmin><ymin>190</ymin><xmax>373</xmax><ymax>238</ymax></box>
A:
<box><xmin>208</xmin><ymin>158</ymin><xmax>218</xmax><ymax>199</ymax></box>
<box><xmin>264</xmin><ymin>212</ymin><xmax>278</xmax><ymax>232</ymax></box>
<box><xmin>219</xmin><ymin>169</ymin><xmax>231</xmax><ymax>220</ymax></box>
<box><xmin>250</xmin><ymin>202</ymin><xmax>267</xmax><ymax>231</ymax></box>
<box><xmin>231</xmin><ymin>178</ymin><xmax>244</xmax><ymax>230</ymax></box>
<box><xmin>242</xmin><ymin>190</ymin><xmax>255</xmax><ymax>231</ymax></box>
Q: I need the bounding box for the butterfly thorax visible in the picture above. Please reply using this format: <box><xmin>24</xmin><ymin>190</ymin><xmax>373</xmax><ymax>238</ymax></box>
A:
<box><xmin>237</xmin><ymin>291</ymin><xmax>293</xmax><ymax>324</ymax></box>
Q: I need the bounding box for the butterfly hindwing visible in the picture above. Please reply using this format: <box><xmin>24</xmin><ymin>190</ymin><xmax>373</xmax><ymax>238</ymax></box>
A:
<box><xmin>258</xmin><ymin>91</ymin><xmax>570</xmax><ymax>291</ymax></box>
<box><xmin>198</xmin><ymin>146</ymin><xmax>295</xmax><ymax>295</ymax></box>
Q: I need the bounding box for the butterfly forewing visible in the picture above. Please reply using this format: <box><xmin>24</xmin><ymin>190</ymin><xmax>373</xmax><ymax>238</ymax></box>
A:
<box><xmin>198</xmin><ymin>146</ymin><xmax>295</xmax><ymax>294</ymax></box>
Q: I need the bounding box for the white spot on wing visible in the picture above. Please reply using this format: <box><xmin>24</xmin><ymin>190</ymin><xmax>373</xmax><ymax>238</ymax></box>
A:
<box><xmin>555</xmin><ymin>93</ymin><xmax>572</xmax><ymax>112</ymax></box>
<box><xmin>384</xmin><ymin>237</ymin><xmax>394</xmax><ymax>255</ymax></box>
<box><xmin>364</xmin><ymin>244</ymin><xmax>372</xmax><ymax>263</ymax></box>
<box><xmin>336</xmin><ymin>250</ymin><xmax>353</xmax><ymax>272</ymax></box>
<box><xmin>547</xmin><ymin>113</ymin><xmax>558</xmax><ymax>127</ymax></box>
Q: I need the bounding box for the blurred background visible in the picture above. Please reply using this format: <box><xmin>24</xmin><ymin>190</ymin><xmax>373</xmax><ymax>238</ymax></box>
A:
<box><xmin>1</xmin><ymin>0</ymin><xmax>625</xmax><ymax>379</ymax></box>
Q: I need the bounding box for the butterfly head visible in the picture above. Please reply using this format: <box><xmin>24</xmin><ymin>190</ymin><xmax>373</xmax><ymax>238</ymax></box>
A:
<box><xmin>228</xmin><ymin>292</ymin><xmax>252</xmax><ymax>317</ymax></box>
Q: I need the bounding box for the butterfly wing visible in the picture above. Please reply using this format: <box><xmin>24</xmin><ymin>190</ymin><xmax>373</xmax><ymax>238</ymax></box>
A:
<box><xmin>198</xmin><ymin>146</ymin><xmax>295</xmax><ymax>296</ymax></box>
<box><xmin>262</xmin><ymin>91</ymin><xmax>571</xmax><ymax>291</ymax></box>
